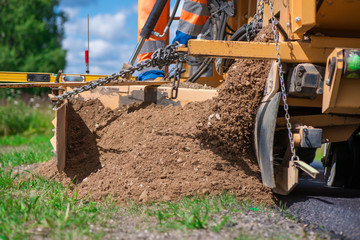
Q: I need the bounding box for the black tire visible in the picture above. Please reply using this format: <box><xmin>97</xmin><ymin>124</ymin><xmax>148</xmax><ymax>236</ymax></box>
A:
<box><xmin>346</xmin><ymin>135</ymin><xmax>360</xmax><ymax>188</ymax></box>
<box><xmin>296</xmin><ymin>148</ymin><xmax>316</xmax><ymax>165</ymax></box>
<box><xmin>324</xmin><ymin>142</ymin><xmax>351</xmax><ymax>187</ymax></box>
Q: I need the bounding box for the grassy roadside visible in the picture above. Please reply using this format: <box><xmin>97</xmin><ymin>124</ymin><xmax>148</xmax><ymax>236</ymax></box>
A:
<box><xmin>0</xmin><ymin>99</ymin><xmax>316</xmax><ymax>239</ymax></box>
<box><xmin>0</xmin><ymin>134</ymin><xmax>118</xmax><ymax>239</ymax></box>
<box><xmin>0</xmin><ymin>135</ymin><xmax>53</xmax><ymax>168</ymax></box>
<box><xmin>0</xmin><ymin>99</ymin><xmax>119</xmax><ymax>239</ymax></box>
<box><xmin>144</xmin><ymin>194</ymin><xmax>261</xmax><ymax>232</ymax></box>
<box><xmin>0</xmin><ymin>135</ymin><xmax>290</xmax><ymax>240</ymax></box>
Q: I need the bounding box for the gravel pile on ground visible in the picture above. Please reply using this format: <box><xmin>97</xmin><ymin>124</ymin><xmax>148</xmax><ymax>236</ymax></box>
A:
<box><xmin>37</xmin><ymin>98</ymin><xmax>272</xmax><ymax>204</ymax></box>
<box><xmin>36</xmin><ymin>26</ymin><xmax>275</xmax><ymax>204</ymax></box>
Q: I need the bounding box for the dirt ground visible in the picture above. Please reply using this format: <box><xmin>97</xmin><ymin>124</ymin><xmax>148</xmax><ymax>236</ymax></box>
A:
<box><xmin>36</xmin><ymin>26</ymin><xmax>275</xmax><ymax>205</ymax></box>
<box><xmin>37</xmin><ymin>97</ymin><xmax>273</xmax><ymax>204</ymax></box>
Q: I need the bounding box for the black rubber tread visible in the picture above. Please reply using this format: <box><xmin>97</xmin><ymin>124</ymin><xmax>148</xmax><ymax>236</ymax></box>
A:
<box><xmin>324</xmin><ymin>142</ymin><xmax>351</xmax><ymax>187</ymax></box>
<box><xmin>346</xmin><ymin>135</ymin><xmax>360</xmax><ymax>188</ymax></box>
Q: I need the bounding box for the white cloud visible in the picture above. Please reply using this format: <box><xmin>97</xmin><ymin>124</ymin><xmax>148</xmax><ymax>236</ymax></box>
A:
<box><xmin>65</xmin><ymin>11</ymin><xmax>129</xmax><ymax>40</ymax></box>
<box><xmin>63</xmin><ymin>5</ymin><xmax>137</xmax><ymax>74</ymax></box>
<box><xmin>91</xmin><ymin>12</ymin><xmax>128</xmax><ymax>40</ymax></box>
<box><xmin>63</xmin><ymin>36</ymin><xmax>135</xmax><ymax>74</ymax></box>
<box><xmin>63</xmin><ymin>7</ymin><xmax>80</xmax><ymax>19</ymax></box>
<box><xmin>89</xmin><ymin>39</ymin><xmax>133</xmax><ymax>60</ymax></box>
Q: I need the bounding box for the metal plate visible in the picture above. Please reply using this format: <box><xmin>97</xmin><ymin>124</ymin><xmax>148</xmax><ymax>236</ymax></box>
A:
<box><xmin>27</xmin><ymin>73</ymin><xmax>50</xmax><ymax>82</ymax></box>
<box><xmin>55</xmin><ymin>100</ymin><xmax>67</xmax><ymax>172</ymax></box>
<box><xmin>254</xmin><ymin>92</ymin><xmax>281</xmax><ymax>188</ymax></box>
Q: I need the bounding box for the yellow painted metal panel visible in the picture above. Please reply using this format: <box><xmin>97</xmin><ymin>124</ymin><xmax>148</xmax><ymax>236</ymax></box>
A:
<box><xmin>0</xmin><ymin>71</ymin><xmax>134</xmax><ymax>83</ymax></box>
<box><xmin>284</xmin><ymin>95</ymin><xmax>322</xmax><ymax>108</ymax></box>
<box><xmin>315</xmin><ymin>0</ymin><xmax>360</xmax><ymax>38</ymax></box>
<box><xmin>0</xmin><ymin>81</ymin><xmax>170</xmax><ymax>89</ymax></box>
<box><xmin>276</xmin><ymin>114</ymin><xmax>360</xmax><ymax>129</ymax></box>
<box><xmin>0</xmin><ymin>72</ymin><xmax>56</xmax><ymax>83</ymax></box>
<box><xmin>290</xmin><ymin>0</ymin><xmax>316</xmax><ymax>34</ymax></box>
<box><xmin>311</xmin><ymin>36</ymin><xmax>360</xmax><ymax>49</ymax></box>
<box><xmin>188</xmin><ymin>39</ymin><xmax>333</xmax><ymax>63</ymax></box>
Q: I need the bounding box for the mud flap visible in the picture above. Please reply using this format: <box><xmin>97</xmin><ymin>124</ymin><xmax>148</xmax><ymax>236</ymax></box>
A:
<box><xmin>51</xmin><ymin>100</ymin><xmax>67</xmax><ymax>172</ymax></box>
<box><xmin>254</xmin><ymin>92</ymin><xmax>281</xmax><ymax>188</ymax></box>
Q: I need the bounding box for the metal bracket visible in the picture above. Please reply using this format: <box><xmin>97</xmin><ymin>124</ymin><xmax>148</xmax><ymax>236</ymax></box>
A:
<box><xmin>294</xmin><ymin>160</ymin><xmax>319</xmax><ymax>179</ymax></box>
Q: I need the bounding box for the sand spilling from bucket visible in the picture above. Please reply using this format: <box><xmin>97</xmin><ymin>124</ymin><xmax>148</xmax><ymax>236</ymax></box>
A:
<box><xmin>36</xmin><ymin>26</ymin><xmax>274</xmax><ymax>204</ymax></box>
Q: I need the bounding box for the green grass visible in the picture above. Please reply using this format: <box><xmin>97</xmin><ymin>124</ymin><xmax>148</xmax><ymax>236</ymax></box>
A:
<box><xmin>0</xmin><ymin>135</ymin><xmax>53</xmax><ymax>168</ymax></box>
<box><xmin>0</xmin><ymin>88</ymin><xmax>51</xmax><ymax>100</ymax></box>
<box><xmin>0</xmin><ymin>133</ymin><xmax>118</xmax><ymax>239</ymax></box>
<box><xmin>0</xmin><ymin>99</ymin><xmax>53</xmax><ymax>136</ymax></box>
<box><xmin>0</xmin><ymin>169</ymin><xmax>118</xmax><ymax>239</ymax></box>
<box><xmin>314</xmin><ymin>146</ymin><xmax>324</xmax><ymax>162</ymax></box>
<box><xmin>0</xmin><ymin>99</ymin><xmax>119</xmax><ymax>239</ymax></box>
<box><xmin>145</xmin><ymin>194</ymin><xmax>263</xmax><ymax>232</ymax></box>
<box><xmin>0</xmin><ymin>134</ymin><xmax>51</xmax><ymax>146</ymax></box>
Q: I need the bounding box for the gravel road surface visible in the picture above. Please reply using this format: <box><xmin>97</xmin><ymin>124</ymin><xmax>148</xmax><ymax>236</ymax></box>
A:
<box><xmin>278</xmin><ymin>162</ymin><xmax>360</xmax><ymax>240</ymax></box>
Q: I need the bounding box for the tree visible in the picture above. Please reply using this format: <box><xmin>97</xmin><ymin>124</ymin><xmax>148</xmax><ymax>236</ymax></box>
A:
<box><xmin>0</xmin><ymin>0</ymin><xmax>66</xmax><ymax>73</ymax></box>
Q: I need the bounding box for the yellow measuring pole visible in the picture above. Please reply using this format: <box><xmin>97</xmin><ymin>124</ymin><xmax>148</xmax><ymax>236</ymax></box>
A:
<box><xmin>0</xmin><ymin>71</ymin><xmax>170</xmax><ymax>89</ymax></box>
<box><xmin>0</xmin><ymin>71</ymin><xmax>113</xmax><ymax>83</ymax></box>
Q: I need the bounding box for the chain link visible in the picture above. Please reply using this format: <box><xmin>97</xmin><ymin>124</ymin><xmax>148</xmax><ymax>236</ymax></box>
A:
<box><xmin>171</xmin><ymin>61</ymin><xmax>183</xmax><ymax>99</ymax></box>
<box><xmin>246</xmin><ymin>0</ymin><xmax>265</xmax><ymax>41</ymax></box>
<box><xmin>268</xmin><ymin>0</ymin><xmax>299</xmax><ymax>163</ymax></box>
<box><xmin>55</xmin><ymin>43</ymin><xmax>184</xmax><ymax>106</ymax></box>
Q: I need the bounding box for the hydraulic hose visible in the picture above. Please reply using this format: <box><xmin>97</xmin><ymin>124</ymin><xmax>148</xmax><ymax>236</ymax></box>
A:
<box><xmin>229</xmin><ymin>25</ymin><xmax>246</xmax><ymax>41</ymax></box>
<box><xmin>140</xmin><ymin>0</ymin><xmax>169</xmax><ymax>39</ymax></box>
<box><xmin>153</xmin><ymin>0</ymin><xmax>181</xmax><ymax>37</ymax></box>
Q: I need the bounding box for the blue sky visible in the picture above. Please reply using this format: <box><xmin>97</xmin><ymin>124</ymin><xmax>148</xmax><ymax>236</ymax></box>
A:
<box><xmin>60</xmin><ymin>0</ymin><xmax>182</xmax><ymax>75</ymax></box>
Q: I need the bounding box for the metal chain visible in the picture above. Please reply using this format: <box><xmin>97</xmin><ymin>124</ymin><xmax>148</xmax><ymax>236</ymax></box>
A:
<box><xmin>171</xmin><ymin>61</ymin><xmax>183</xmax><ymax>99</ymax></box>
<box><xmin>268</xmin><ymin>0</ymin><xmax>299</xmax><ymax>162</ymax></box>
<box><xmin>55</xmin><ymin>43</ymin><xmax>184</xmax><ymax>106</ymax></box>
<box><xmin>246</xmin><ymin>0</ymin><xmax>265</xmax><ymax>41</ymax></box>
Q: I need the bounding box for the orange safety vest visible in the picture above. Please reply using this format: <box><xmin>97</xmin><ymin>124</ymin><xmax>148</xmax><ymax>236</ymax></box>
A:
<box><xmin>138</xmin><ymin>0</ymin><xmax>170</xmax><ymax>63</ymax></box>
<box><xmin>178</xmin><ymin>0</ymin><xmax>209</xmax><ymax>37</ymax></box>
<box><xmin>138</xmin><ymin>0</ymin><xmax>209</xmax><ymax>63</ymax></box>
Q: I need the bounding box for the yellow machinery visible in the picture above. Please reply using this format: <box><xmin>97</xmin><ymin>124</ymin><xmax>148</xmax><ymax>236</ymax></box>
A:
<box><xmin>1</xmin><ymin>0</ymin><xmax>360</xmax><ymax>194</ymax></box>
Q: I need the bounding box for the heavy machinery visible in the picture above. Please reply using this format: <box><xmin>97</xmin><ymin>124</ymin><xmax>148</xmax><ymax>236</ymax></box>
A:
<box><xmin>1</xmin><ymin>0</ymin><xmax>360</xmax><ymax>195</ymax></box>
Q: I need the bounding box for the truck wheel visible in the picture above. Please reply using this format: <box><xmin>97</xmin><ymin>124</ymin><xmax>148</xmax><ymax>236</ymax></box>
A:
<box><xmin>346</xmin><ymin>135</ymin><xmax>360</xmax><ymax>188</ymax></box>
<box><xmin>324</xmin><ymin>142</ymin><xmax>350</xmax><ymax>187</ymax></box>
